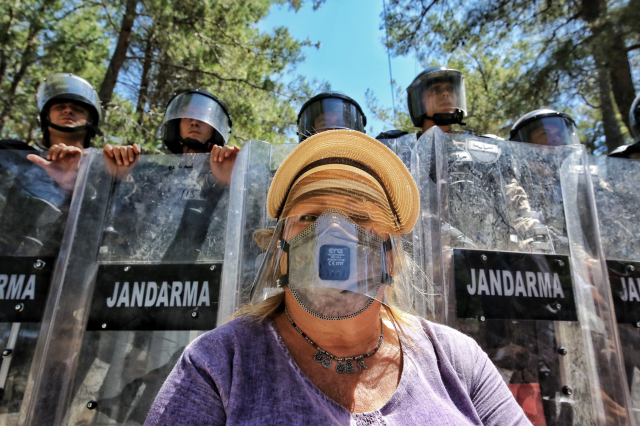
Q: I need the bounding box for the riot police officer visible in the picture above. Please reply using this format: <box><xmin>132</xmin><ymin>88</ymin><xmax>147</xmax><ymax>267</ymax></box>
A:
<box><xmin>510</xmin><ymin>109</ymin><xmax>580</xmax><ymax>146</ymax></box>
<box><xmin>297</xmin><ymin>91</ymin><xmax>367</xmax><ymax>142</ymax></box>
<box><xmin>104</xmin><ymin>88</ymin><xmax>238</xmax><ymax>184</ymax></box>
<box><xmin>610</xmin><ymin>94</ymin><xmax>640</xmax><ymax>159</ymax></box>
<box><xmin>376</xmin><ymin>66</ymin><xmax>467</xmax><ymax>140</ymax></box>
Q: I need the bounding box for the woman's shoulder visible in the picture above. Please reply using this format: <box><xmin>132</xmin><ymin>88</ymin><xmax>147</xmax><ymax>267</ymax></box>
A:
<box><xmin>184</xmin><ymin>316</ymin><xmax>268</xmax><ymax>362</ymax></box>
<box><xmin>406</xmin><ymin>316</ymin><xmax>484</xmax><ymax>366</ymax></box>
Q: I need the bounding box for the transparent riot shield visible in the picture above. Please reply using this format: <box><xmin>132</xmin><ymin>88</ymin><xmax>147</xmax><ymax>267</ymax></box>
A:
<box><xmin>218</xmin><ymin>137</ymin><xmax>436</xmax><ymax>324</ymax></box>
<box><xmin>416</xmin><ymin>128</ymin><xmax>631</xmax><ymax>425</ymax></box>
<box><xmin>590</xmin><ymin>155</ymin><xmax>640</xmax><ymax>424</ymax></box>
<box><xmin>0</xmin><ymin>147</ymin><xmax>79</xmax><ymax>425</ymax></box>
<box><xmin>23</xmin><ymin>150</ymin><xmax>230</xmax><ymax>425</ymax></box>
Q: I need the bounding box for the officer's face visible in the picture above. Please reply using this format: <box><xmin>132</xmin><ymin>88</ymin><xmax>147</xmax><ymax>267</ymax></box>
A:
<box><xmin>422</xmin><ymin>82</ymin><xmax>457</xmax><ymax>114</ymax></box>
<box><xmin>49</xmin><ymin>102</ymin><xmax>89</xmax><ymax>128</ymax></box>
<box><xmin>180</xmin><ymin>118</ymin><xmax>215</xmax><ymax>144</ymax></box>
<box><xmin>530</xmin><ymin>123</ymin><xmax>564</xmax><ymax>146</ymax></box>
<box><xmin>314</xmin><ymin>111</ymin><xmax>344</xmax><ymax>133</ymax></box>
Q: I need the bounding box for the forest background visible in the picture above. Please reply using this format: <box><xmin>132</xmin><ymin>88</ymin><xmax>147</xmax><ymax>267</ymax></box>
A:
<box><xmin>0</xmin><ymin>0</ymin><xmax>638</xmax><ymax>154</ymax></box>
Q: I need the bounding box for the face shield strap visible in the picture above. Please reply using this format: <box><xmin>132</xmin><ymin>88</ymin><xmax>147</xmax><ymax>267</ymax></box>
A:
<box><xmin>277</xmin><ymin>158</ymin><xmax>401</xmax><ymax>230</ymax></box>
<box><xmin>423</xmin><ymin>110</ymin><xmax>466</xmax><ymax>126</ymax></box>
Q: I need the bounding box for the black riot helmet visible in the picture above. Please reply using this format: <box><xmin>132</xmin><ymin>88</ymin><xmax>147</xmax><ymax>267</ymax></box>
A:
<box><xmin>510</xmin><ymin>109</ymin><xmax>580</xmax><ymax>146</ymax></box>
<box><xmin>36</xmin><ymin>73</ymin><xmax>103</xmax><ymax>148</ymax></box>
<box><xmin>406</xmin><ymin>66</ymin><xmax>467</xmax><ymax>128</ymax></box>
<box><xmin>297</xmin><ymin>92</ymin><xmax>367</xmax><ymax>142</ymax></box>
<box><xmin>161</xmin><ymin>89</ymin><xmax>233</xmax><ymax>154</ymax></box>
<box><xmin>630</xmin><ymin>94</ymin><xmax>640</xmax><ymax>142</ymax></box>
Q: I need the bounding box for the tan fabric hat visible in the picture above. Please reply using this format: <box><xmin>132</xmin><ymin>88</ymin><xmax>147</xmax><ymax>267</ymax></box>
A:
<box><xmin>267</xmin><ymin>129</ymin><xmax>419</xmax><ymax>234</ymax></box>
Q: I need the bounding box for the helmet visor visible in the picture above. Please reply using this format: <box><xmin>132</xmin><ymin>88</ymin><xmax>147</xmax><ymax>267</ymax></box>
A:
<box><xmin>250</xmin><ymin>209</ymin><xmax>395</xmax><ymax>319</ymax></box>
<box><xmin>407</xmin><ymin>70</ymin><xmax>467</xmax><ymax>118</ymax></box>
<box><xmin>298</xmin><ymin>98</ymin><xmax>365</xmax><ymax>141</ymax></box>
<box><xmin>163</xmin><ymin>93</ymin><xmax>231</xmax><ymax>144</ymax></box>
<box><xmin>36</xmin><ymin>74</ymin><xmax>101</xmax><ymax>120</ymax></box>
<box><xmin>511</xmin><ymin>117</ymin><xmax>580</xmax><ymax>146</ymax></box>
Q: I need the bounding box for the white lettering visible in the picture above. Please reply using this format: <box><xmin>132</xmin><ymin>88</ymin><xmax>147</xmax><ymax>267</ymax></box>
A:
<box><xmin>490</xmin><ymin>270</ymin><xmax>502</xmax><ymax>296</ymax></box>
<box><xmin>537</xmin><ymin>273</ymin><xmax>551</xmax><ymax>298</ymax></box>
<box><xmin>21</xmin><ymin>275</ymin><xmax>36</xmax><ymax>300</ymax></box>
<box><xmin>477</xmin><ymin>270</ymin><xmax>490</xmax><ymax>295</ymax></box>
<box><xmin>116</xmin><ymin>282</ymin><xmax>130</xmax><ymax>307</ymax></box>
<box><xmin>553</xmin><ymin>273</ymin><xmax>565</xmax><ymax>299</ymax></box>
<box><xmin>198</xmin><ymin>282</ymin><xmax>210</xmax><ymax>306</ymax></box>
<box><xmin>171</xmin><ymin>281</ymin><xmax>183</xmax><ymax>307</ymax></box>
<box><xmin>467</xmin><ymin>269</ymin><xmax>476</xmax><ymax>295</ymax></box>
<box><xmin>132</xmin><ymin>282</ymin><xmax>145</xmax><ymax>307</ymax></box>
<box><xmin>144</xmin><ymin>282</ymin><xmax>158</xmax><ymax>306</ymax></box>
<box><xmin>106</xmin><ymin>282</ymin><xmax>120</xmax><ymax>307</ymax></box>
<box><xmin>183</xmin><ymin>281</ymin><xmax>198</xmax><ymax>306</ymax></box>
<box><xmin>156</xmin><ymin>282</ymin><xmax>169</xmax><ymax>307</ymax></box>
<box><xmin>515</xmin><ymin>272</ymin><xmax>526</xmax><ymax>297</ymax></box>
<box><xmin>526</xmin><ymin>272</ymin><xmax>539</xmax><ymax>297</ymax></box>
<box><xmin>8</xmin><ymin>275</ymin><xmax>25</xmax><ymax>299</ymax></box>
<box><xmin>502</xmin><ymin>271</ymin><xmax>514</xmax><ymax>296</ymax></box>
<box><xmin>629</xmin><ymin>279</ymin><xmax>640</xmax><ymax>302</ymax></box>
<box><xmin>0</xmin><ymin>274</ymin><xmax>7</xmax><ymax>298</ymax></box>
<box><xmin>621</xmin><ymin>278</ymin><xmax>628</xmax><ymax>302</ymax></box>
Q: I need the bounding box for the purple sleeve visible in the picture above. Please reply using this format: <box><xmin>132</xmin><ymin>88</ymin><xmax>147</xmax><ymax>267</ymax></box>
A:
<box><xmin>469</xmin><ymin>345</ymin><xmax>532</xmax><ymax>426</ymax></box>
<box><xmin>144</xmin><ymin>347</ymin><xmax>226</xmax><ymax>425</ymax></box>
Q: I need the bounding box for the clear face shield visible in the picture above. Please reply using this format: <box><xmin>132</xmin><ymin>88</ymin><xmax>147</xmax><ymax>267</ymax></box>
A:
<box><xmin>162</xmin><ymin>92</ymin><xmax>231</xmax><ymax>144</ymax></box>
<box><xmin>511</xmin><ymin>116</ymin><xmax>580</xmax><ymax>147</ymax></box>
<box><xmin>298</xmin><ymin>98</ymin><xmax>365</xmax><ymax>141</ymax></box>
<box><xmin>251</xmin><ymin>192</ymin><xmax>399</xmax><ymax>321</ymax></box>
<box><xmin>407</xmin><ymin>71</ymin><xmax>467</xmax><ymax>124</ymax></box>
<box><xmin>36</xmin><ymin>74</ymin><xmax>102</xmax><ymax>120</ymax></box>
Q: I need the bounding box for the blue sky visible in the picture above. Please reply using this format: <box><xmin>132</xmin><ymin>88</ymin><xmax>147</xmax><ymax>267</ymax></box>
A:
<box><xmin>258</xmin><ymin>0</ymin><xmax>421</xmax><ymax>137</ymax></box>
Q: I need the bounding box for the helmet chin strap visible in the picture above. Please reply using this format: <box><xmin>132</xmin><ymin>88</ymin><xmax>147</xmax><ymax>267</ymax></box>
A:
<box><xmin>424</xmin><ymin>110</ymin><xmax>466</xmax><ymax>126</ymax></box>
<box><xmin>179</xmin><ymin>136</ymin><xmax>220</xmax><ymax>152</ymax></box>
<box><xmin>47</xmin><ymin>119</ymin><xmax>104</xmax><ymax>137</ymax></box>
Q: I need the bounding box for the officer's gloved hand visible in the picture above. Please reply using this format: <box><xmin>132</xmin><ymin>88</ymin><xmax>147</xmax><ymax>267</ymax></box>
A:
<box><xmin>27</xmin><ymin>144</ymin><xmax>82</xmax><ymax>193</ymax></box>
<box><xmin>210</xmin><ymin>145</ymin><xmax>240</xmax><ymax>186</ymax></box>
<box><xmin>103</xmin><ymin>143</ymin><xmax>141</xmax><ymax>180</ymax></box>
<box><xmin>505</xmin><ymin>178</ymin><xmax>531</xmax><ymax>212</ymax></box>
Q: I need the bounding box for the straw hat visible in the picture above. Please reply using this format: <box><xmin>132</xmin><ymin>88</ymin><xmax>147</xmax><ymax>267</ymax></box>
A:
<box><xmin>267</xmin><ymin>129</ymin><xmax>419</xmax><ymax>234</ymax></box>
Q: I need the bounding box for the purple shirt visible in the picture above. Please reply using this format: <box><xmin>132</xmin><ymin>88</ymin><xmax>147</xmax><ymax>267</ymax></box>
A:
<box><xmin>145</xmin><ymin>316</ymin><xmax>531</xmax><ymax>425</ymax></box>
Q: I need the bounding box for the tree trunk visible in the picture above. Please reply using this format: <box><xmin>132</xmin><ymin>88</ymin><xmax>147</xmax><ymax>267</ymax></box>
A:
<box><xmin>0</xmin><ymin>2</ymin><xmax>49</xmax><ymax>134</ymax></box>
<box><xmin>595</xmin><ymin>54</ymin><xmax>625</xmax><ymax>153</ymax></box>
<box><xmin>582</xmin><ymin>0</ymin><xmax>626</xmax><ymax>151</ymax></box>
<box><xmin>136</xmin><ymin>29</ymin><xmax>154</xmax><ymax>124</ymax></box>
<box><xmin>606</xmin><ymin>29</ymin><xmax>636</xmax><ymax>132</ymax></box>
<box><xmin>98</xmin><ymin>0</ymin><xmax>138</xmax><ymax>107</ymax></box>
<box><xmin>0</xmin><ymin>0</ymin><xmax>19</xmax><ymax>88</ymax></box>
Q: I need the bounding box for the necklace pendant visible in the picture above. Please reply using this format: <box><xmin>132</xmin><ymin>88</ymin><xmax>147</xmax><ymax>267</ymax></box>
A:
<box><xmin>357</xmin><ymin>359</ymin><xmax>368</xmax><ymax>373</ymax></box>
<box><xmin>322</xmin><ymin>357</ymin><xmax>332</xmax><ymax>369</ymax></box>
<box><xmin>313</xmin><ymin>351</ymin><xmax>324</xmax><ymax>363</ymax></box>
<box><xmin>336</xmin><ymin>361</ymin><xmax>347</xmax><ymax>374</ymax></box>
<box><xmin>346</xmin><ymin>360</ymin><xmax>355</xmax><ymax>374</ymax></box>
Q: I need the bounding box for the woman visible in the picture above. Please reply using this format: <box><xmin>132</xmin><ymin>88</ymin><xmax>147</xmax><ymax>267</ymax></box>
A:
<box><xmin>145</xmin><ymin>130</ymin><xmax>530</xmax><ymax>425</ymax></box>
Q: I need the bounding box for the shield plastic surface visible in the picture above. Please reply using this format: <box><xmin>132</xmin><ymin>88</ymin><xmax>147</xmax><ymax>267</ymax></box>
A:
<box><xmin>416</xmin><ymin>128</ymin><xmax>630</xmax><ymax>425</ymax></box>
<box><xmin>590</xmin><ymin>155</ymin><xmax>640</xmax><ymax>424</ymax></box>
<box><xmin>0</xmin><ymin>148</ymin><xmax>77</xmax><ymax>425</ymax></box>
<box><xmin>22</xmin><ymin>150</ymin><xmax>229</xmax><ymax>425</ymax></box>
